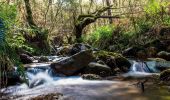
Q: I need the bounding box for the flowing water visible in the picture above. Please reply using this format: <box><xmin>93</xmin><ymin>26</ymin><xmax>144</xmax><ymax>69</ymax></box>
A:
<box><xmin>122</xmin><ymin>60</ymin><xmax>159</xmax><ymax>78</ymax></box>
<box><xmin>0</xmin><ymin>59</ymin><xmax>167</xmax><ymax>100</ymax></box>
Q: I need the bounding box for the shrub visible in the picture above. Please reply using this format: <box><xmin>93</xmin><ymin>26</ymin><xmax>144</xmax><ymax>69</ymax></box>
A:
<box><xmin>84</xmin><ymin>25</ymin><xmax>114</xmax><ymax>49</ymax></box>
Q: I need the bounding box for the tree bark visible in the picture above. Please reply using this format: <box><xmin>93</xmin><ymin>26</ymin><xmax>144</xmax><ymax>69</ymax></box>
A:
<box><xmin>106</xmin><ymin>0</ymin><xmax>113</xmax><ymax>24</ymax></box>
<box><xmin>23</xmin><ymin>0</ymin><xmax>36</xmax><ymax>29</ymax></box>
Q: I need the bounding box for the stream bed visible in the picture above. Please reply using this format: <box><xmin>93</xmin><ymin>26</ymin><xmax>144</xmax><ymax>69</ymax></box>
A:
<box><xmin>1</xmin><ymin>58</ymin><xmax>170</xmax><ymax>100</ymax></box>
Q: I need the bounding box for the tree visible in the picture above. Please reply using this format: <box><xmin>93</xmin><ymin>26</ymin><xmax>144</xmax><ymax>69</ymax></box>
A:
<box><xmin>106</xmin><ymin>0</ymin><xmax>113</xmax><ymax>24</ymax></box>
<box><xmin>74</xmin><ymin>5</ymin><xmax>113</xmax><ymax>42</ymax></box>
<box><xmin>24</xmin><ymin>0</ymin><xmax>36</xmax><ymax>29</ymax></box>
<box><xmin>23</xmin><ymin>0</ymin><xmax>50</xmax><ymax>54</ymax></box>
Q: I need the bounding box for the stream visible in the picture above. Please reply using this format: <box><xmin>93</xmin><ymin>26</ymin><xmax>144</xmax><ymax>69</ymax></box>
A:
<box><xmin>1</xmin><ymin>57</ymin><xmax>170</xmax><ymax>100</ymax></box>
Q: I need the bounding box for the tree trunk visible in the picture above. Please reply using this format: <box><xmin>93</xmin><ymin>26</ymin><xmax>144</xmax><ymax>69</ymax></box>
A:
<box><xmin>23</xmin><ymin>0</ymin><xmax>50</xmax><ymax>54</ymax></box>
<box><xmin>23</xmin><ymin>0</ymin><xmax>36</xmax><ymax>29</ymax></box>
<box><xmin>74</xmin><ymin>5</ymin><xmax>112</xmax><ymax>42</ymax></box>
<box><xmin>106</xmin><ymin>0</ymin><xmax>113</xmax><ymax>24</ymax></box>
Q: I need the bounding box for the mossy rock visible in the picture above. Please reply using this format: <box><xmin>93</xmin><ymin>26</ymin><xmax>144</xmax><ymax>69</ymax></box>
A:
<box><xmin>83</xmin><ymin>62</ymin><xmax>113</xmax><ymax>77</ymax></box>
<box><xmin>147</xmin><ymin>58</ymin><xmax>167</xmax><ymax>62</ymax></box>
<box><xmin>93</xmin><ymin>51</ymin><xmax>131</xmax><ymax>72</ymax></box>
<box><xmin>157</xmin><ymin>51</ymin><xmax>170</xmax><ymax>61</ymax></box>
<box><xmin>160</xmin><ymin>69</ymin><xmax>170</xmax><ymax>82</ymax></box>
<box><xmin>56</xmin><ymin>46</ymin><xmax>71</xmax><ymax>56</ymax></box>
<box><xmin>38</xmin><ymin>56</ymin><xmax>49</xmax><ymax>62</ymax></box>
<box><xmin>81</xmin><ymin>74</ymin><xmax>102</xmax><ymax>80</ymax></box>
<box><xmin>94</xmin><ymin>50</ymin><xmax>122</xmax><ymax>59</ymax></box>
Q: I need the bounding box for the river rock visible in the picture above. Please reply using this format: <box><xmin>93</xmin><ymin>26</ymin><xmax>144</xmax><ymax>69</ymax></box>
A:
<box><xmin>83</xmin><ymin>62</ymin><xmax>113</xmax><ymax>77</ymax></box>
<box><xmin>81</xmin><ymin>74</ymin><xmax>102</xmax><ymax>80</ymax></box>
<box><xmin>157</xmin><ymin>51</ymin><xmax>170</xmax><ymax>61</ymax></box>
<box><xmin>56</xmin><ymin>45</ymin><xmax>71</xmax><ymax>56</ymax></box>
<box><xmin>94</xmin><ymin>51</ymin><xmax>131</xmax><ymax>72</ymax></box>
<box><xmin>38</xmin><ymin>56</ymin><xmax>49</xmax><ymax>62</ymax></box>
<box><xmin>69</xmin><ymin>43</ymin><xmax>92</xmax><ymax>55</ymax></box>
<box><xmin>122</xmin><ymin>46</ymin><xmax>143</xmax><ymax>57</ymax></box>
<box><xmin>7</xmin><ymin>72</ymin><xmax>22</xmax><ymax>86</ymax></box>
<box><xmin>144</xmin><ymin>39</ymin><xmax>167</xmax><ymax>52</ymax></box>
<box><xmin>146</xmin><ymin>47</ymin><xmax>158</xmax><ymax>58</ymax></box>
<box><xmin>160</xmin><ymin>69</ymin><xmax>170</xmax><ymax>82</ymax></box>
<box><xmin>30</xmin><ymin>93</ymin><xmax>63</xmax><ymax>100</ymax></box>
<box><xmin>50</xmin><ymin>50</ymin><xmax>94</xmax><ymax>76</ymax></box>
<box><xmin>0</xmin><ymin>71</ymin><xmax>22</xmax><ymax>87</ymax></box>
<box><xmin>20</xmin><ymin>54</ymin><xmax>33</xmax><ymax>64</ymax></box>
<box><xmin>167</xmin><ymin>46</ymin><xmax>170</xmax><ymax>52</ymax></box>
<box><xmin>136</xmin><ymin>50</ymin><xmax>148</xmax><ymax>60</ymax></box>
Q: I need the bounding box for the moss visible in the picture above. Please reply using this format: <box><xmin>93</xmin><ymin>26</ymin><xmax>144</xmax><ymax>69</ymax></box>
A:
<box><xmin>38</xmin><ymin>56</ymin><xmax>49</xmax><ymax>62</ymax></box>
<box><xmin>57</xmin><ymin>46</ymin><xmax>70</xmax><ymax>56</ymax></box>
<box><xmin>147</xmin><ymin>58</ymin><xmax>167</xmax><ymax>62</ymax></box>
<box><xmin>81</xmin><ymin>74</ymin><xmax>102</xmax><ymax>80</ymax></box>
<box><xmin>94</xmin><ymin>50</ymin><xmax>131</xmax><ymax>72</ymax></box>
<box><xmin>94</xmin><ymin>50</ymin><xmax>122</xmax><ymax>59</ymax></box>
<box><xmin>157</xmin><ymin>51</ymin><xmax>170</xmax><ymax>61</ymax></box>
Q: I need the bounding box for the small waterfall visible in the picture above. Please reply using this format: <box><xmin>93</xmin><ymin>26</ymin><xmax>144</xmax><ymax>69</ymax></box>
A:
<box><xmin>123</xmin><ymin>60</ymin><xmax>156</xmax><ymax>78</ymax></box>
<box><xmin>130</xmin><ymin>61</ymin><xmax>151</xmax><ymax>73</ymax></box>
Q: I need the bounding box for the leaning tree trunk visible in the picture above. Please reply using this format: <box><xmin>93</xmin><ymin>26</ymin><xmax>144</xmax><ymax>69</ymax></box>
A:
<box><xmin>74</xmin><ymin>5</ymin><xmax>112</xmax><ymax>43</ymax></box>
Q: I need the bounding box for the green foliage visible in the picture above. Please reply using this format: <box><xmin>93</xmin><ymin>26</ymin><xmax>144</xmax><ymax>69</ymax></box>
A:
<box><xmin>144</xmin><ymin>0</ymin><xmax>170</xmax><ymax>24</ymax></box>
<box><xmin>144</xmin><ymin>0</ymin><xmax>161</xmax><ymax>15</ymax></box>
<box><xmin>136</xmin><ymin>18</ymin><xmax>152</xmax><ymax>34</ymax></box>
<box><xmin>84</xmin><ymin>25</ymin><xmax>114</xmax><ymax>49</ymax></box>
<box><xmin>7</xmin><ymin>33</ymin><xmax>35</xmax><ymax>54</ymax></box>
<box><xmin>0</xmin><ymin>3</ymin><xmax>27</xmax><ymax>87</ymax></box>
<box><xmin>0</xmin><ymin>3</ymin><xmax>17</xmax><ymax>29</ymax></box>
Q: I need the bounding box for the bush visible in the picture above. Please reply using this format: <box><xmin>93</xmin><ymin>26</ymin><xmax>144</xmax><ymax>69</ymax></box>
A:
<box><xmin>84</xmin><ymin>25</ymin><xmax>114</xmax><ymax>49</ymax></box>
<box><xmin>0</xmin><ymin>3</ymin><xmax>27</xmax><ymax>88</ymax></box>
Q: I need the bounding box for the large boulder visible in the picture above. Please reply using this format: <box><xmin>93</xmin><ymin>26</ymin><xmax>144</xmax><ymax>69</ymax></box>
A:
<box><xmin>157</xmin><ymin>51</ymin><xmax>170</xmax><ymax>61</ymax></box>
<box><xmin>94</xmin><ymin>51</ymin><xmax>131</xmax><ymax>72</ymax></box>
<box><xmin>83</xmin><ymin>62</ymin><xmax>113</xmax><ymax>77</ymax></box>
<box><xmin>20</xmin><ymin>54</ymin><xmax>33</xmax><ymax>64</ymax></box>
<box><xmin>50</xmin><ymin>50</ymin><xmax>94</xmax><ymax>76</ymax></box>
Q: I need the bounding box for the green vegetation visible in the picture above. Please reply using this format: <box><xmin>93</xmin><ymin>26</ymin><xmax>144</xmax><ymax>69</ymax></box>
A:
<box><xmin>1</xmin><ymin>0</ymin><xmax>170</xmax><ymax>94</ymax></box>
<box><xmin>82</xmin><ymin>0</ymin><xmax>170</xmax><ymax>52</ymax></box>
<box><xmin>84</xmin><ymin>25</ymin><xmax>114</xmax><ymax>49</ymax></box>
